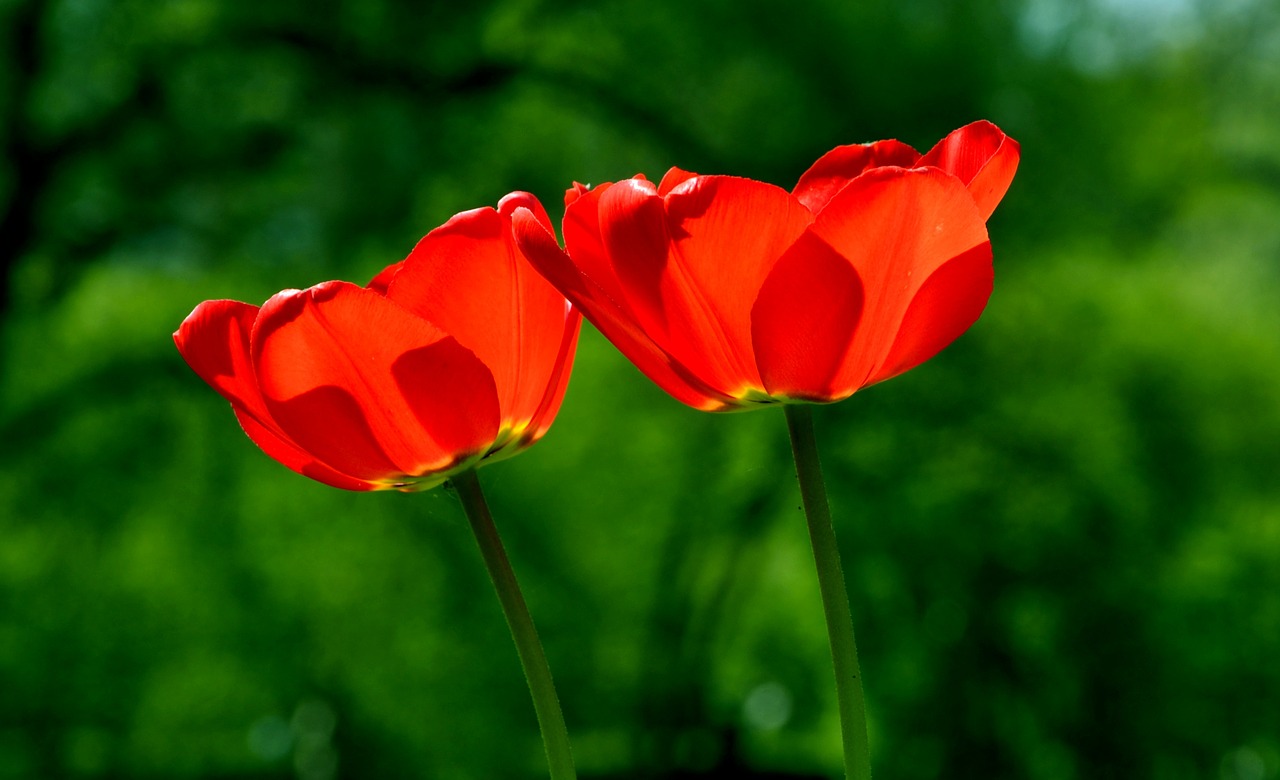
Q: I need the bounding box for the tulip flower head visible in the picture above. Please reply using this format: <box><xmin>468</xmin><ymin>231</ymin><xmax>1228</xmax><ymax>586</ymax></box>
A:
<box><xmin>513</xmin><ymin>120</ymin><xmax>1018</xmax><ymax>411</ymax></box>
<box><xmin>174</xmin><ymin>192</ymin><xmax>581</xmax><ymax>491</ymax></box>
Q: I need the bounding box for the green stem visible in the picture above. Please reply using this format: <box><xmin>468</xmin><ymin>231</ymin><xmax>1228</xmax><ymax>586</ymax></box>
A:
<box><xmin>450</xmin><ymin>469</ymin><xmax>577</xmax><ymax>780</ymax></box>
<box><xmin>783</xmin><ymin>404</ymin><xmax>872</xmax><ymax>780</ymax></box>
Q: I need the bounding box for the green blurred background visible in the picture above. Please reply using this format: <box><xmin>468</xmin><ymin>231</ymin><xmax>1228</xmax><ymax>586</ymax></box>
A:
<box><xmin>2</xmin><ymin>0</ymin><xmax>1279</xmax><ymax>778</ymax></box>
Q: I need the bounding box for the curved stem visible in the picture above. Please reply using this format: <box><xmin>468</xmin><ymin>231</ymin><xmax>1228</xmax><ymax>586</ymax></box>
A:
<box><xmin>783</xmin><ymin>404</ymin><xmax>872</xmax><ymax>780</ymax></box>
<box><xmin>450</xmin><ymin>469</ymin><xmax>577</xmax><ymax>780</ymax></box>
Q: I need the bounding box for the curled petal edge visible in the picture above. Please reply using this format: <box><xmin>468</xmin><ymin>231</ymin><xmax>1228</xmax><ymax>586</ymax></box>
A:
<box><xmin>918</xmin><ymin>120</ymin><xmax>1020</xmax><ymax>221</ymax></box>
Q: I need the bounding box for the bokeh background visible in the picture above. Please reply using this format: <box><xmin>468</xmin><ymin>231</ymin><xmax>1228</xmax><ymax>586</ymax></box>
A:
<box><xmin>3</xmin><ymin>0</ymin><xmax>1279</xmax><ymax>778</ymax></box>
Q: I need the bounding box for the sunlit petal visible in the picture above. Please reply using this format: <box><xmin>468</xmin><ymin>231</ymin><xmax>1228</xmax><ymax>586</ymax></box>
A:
<box><xmin>751</xmin><ymin>232</ymin><xmax>864</xmax><ymax>400</ymax></box>
<box><xmin>657</xmin><ymin>166</ymin><xmax>698</xmax><ymax>196</ymax></box>
<box><xmin>512</xmin><ymin>202</ymin><xmax>733</xmax><ymax>410</ymax></box>
<box><xmin>595</xmin><ymin>175</ymin><xmax>813</xmax><ymax>397</ymax></box>
<box><xmin>232</xmin><ymin>407</ymin><xmax>379</xmax><ymax>491</ymax></box>
<box><xmin>387</xmin><ymin>194</ymin><xmax>578</xmax><ymax>429</ymax></box>
<box><xmin>174</xmin><ymin>299</ymin><xmax>263</xmax><ymax>409</ymax></box>
<box><xmin>918</xmin><ymin>119</ymin><xmax>1021</xmax><ymax>220</ymax></box>
<box><xmin>809</xmin><ymin>167</ymin><xmax>990</xmax><ymax>391</ymax></box>
<box><xmin>656</xmin><ymin>176</ymin><xmax>814</xmax><ymax>394</ymax></box>
<box><xmin>251</xmin><ymin>282</ymin><xmax>501</xmax><ymax>483</ymax></box>
<box><xmin>793</xmin><ymin>139</ymin><xmax>921</xmax><ymax>214</ymax></box>
<box><xmin>174</xmin><ymin>299</ymin><xmax>376</xmax><ymax>489</ymax></box>
<box><xmin>868</xmin><ymin>242</ymin><xmax>993</xmax><ymax>386</ymax></box>
<box><xmin>366</xmin><ymin>260</ymin><xmax>403</xmax><ymax>295</ymax></box>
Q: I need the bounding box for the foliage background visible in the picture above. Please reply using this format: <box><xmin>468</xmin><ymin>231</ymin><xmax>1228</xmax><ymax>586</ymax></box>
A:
<box><xmin>2</xmin><ymin>0</ymin><xmax>1278</xmax><ymax>778</ymax></box>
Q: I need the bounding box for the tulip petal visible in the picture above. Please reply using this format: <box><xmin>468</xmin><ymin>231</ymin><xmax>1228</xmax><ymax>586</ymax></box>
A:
<box><xmin>792</xmin><ymin>139</ymin><xmax>922</xmax><ymax>214</ymax></box>
<box><xmin>868</xmin><ymin>242</ymin><xmax>993</xmax><ymax>386</ymax></box>
<box><xmin>252</xmin><ymin>282</ymin><xmax>501</xmax><ymax>484</ymax></box>
<box><xmin>662</xmin><ymin>176</ymin><xmax>817</xmax><ymax>395</ymax></box>
<box><xmin>600</xmin><ymin>175</ymin><xmax>813</xmax><ymax>398</ymax></box>
<box><xmin>596</xmin><ymin>177</ymin><xmax>673</xmax><ymax>329</ymax></box>
<box><xmin>392</xmin><ymin>339</ymin><xmax>506</xmax><ymax>458</ymax></box>
<box><xmin>497</xmin><ymin>192</ymin><xmax>583</xmax><ymax>443</ymax></box>
<box><xmin>918</xmin><ymin>120</ymin><xmax>1020</xmax><ymax>220</ymax></box>
<box><xmin>366</xmin><ymin>260</ymin><xmax>403</xmax><ymax>295</ymax></box>
<box><xmin>257</xmin><ymin>384</ymin><xmax>404</xmax><ymax>484</ymax></box>
<box><xmin>521</xmin><ymin>300</ymin><xmax>581</xmax><ymax>444</ymax></box>
<box><xmin>751</xmin><ymin>232</ymin><xmax>864</xmax><ymax>401</ymax></box>
<box><xmin>386</xmin><ymin>194</ymin><xmax>578</xmax><ymax>432</ymax></box>
<box><xmin>174</xmin><ymin>299</ymin><xmax>376</xmax><ymax>490</ymax></box>
<box><xmin>809</xmin><ymin>167</ymin><xmax>990</xmax><ymax>393</ymax></box>
<box><xmin>512</xmin><ymin>202</ymin><xmax>734</xmax><ymax>410</ymax></box>
<box><xmin>232</xmin><ymin>409</ymin><xmax>376</xmax><ymax>490</ymax></box>
<box><xmin>561</xmin><ymin>182</ymin><xmax>627</xmax><ymax>307</ymax></box>
<box><xmin>564</xmin><ymin>181</ymin><xmax>592</xmax><ymax>207</ymax></box>
<box><xmin>658</xmin><ymin>166</ymin><xmax>698</xmax><ymax>196</ymax></box>
<box><xmin>174</xmin><ymin>299</ymin><xmax>263</xmax><ymax>406</ymax></box>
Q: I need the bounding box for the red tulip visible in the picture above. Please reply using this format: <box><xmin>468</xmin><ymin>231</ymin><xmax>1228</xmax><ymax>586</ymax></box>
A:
<box><xmin>174</xmin><ymin>193</ymin><xmax>581</xmax><ymax>491</ymax></box>
<box><xmin>513</xmin><ymin>120</ymin><xmax>1018</xmax><ymax>411</ymax></box>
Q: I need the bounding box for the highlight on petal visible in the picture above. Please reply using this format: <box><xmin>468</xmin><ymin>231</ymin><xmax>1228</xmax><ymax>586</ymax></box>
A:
<box><xmin>174</xmin><ymin>299</ymin><xmax>376</xmax><ymax>490</ymax></box>
<box><xmin>499</xmin><ymin>190</ymin><xmax>553</xmax><ymax>229</ymax></box>
<box><xmin>251</xmin><ymin>281</ymin><xmax>501</xmax><ymax>486</ymax></box>
<box><xmin>512</xmin><ymin>199</ymin><xmax>734</xmax><ymax>410</ymax></box>
<box><xmin>751</xmin><ymin>232</ymin><xmax>864</xmax><ymax>401</ymax></box>
<box><xmin>917</xmin><ymin>120</ymin><xmax>1021</xmax><ymax>220</ymax></box>
<box><xmin>657</xmin><ymin>166</ymin><xmax>698</xmax><ymax>196</ymax></box>
<box><xmin>564</xmin><ymin>181</ymin><xmax>592</xmax><ymax>207</ymax></box>
<box><xmin>807</xmin><ymin>167</ymin><xmax>991</xmax><ymax>393</ymax></box>
<box><xmin>386</xmin><ymin>195</ymin><xmax>577</xmax><ymax>432</ymax></box>
<box><xmin>792</xmin><ymin>139</ymin><xmax>921</xmax><ymax>214</ymax></box>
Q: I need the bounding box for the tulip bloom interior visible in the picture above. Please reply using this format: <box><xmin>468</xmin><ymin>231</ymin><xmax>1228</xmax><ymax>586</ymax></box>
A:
<box><xmin>513</xmin><ymin>120</ymin><xmax>1019</xmax><ymax>411</ymax></box>
<box><xmin>174</xmin><ymin>193</ymin><xmax>581</xmax><ymax>491</ymax></box>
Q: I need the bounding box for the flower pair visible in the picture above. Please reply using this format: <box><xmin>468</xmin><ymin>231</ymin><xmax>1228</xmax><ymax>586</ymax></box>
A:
<box><xmin>175</xmin><ymin>120</ymin><xmax>1018</xmax><ymax>489</ymax></box>
<box><xmin>175</xmin><ymin>120</ymin><xmax>1020</xmax><ymax>780</ymax></box>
